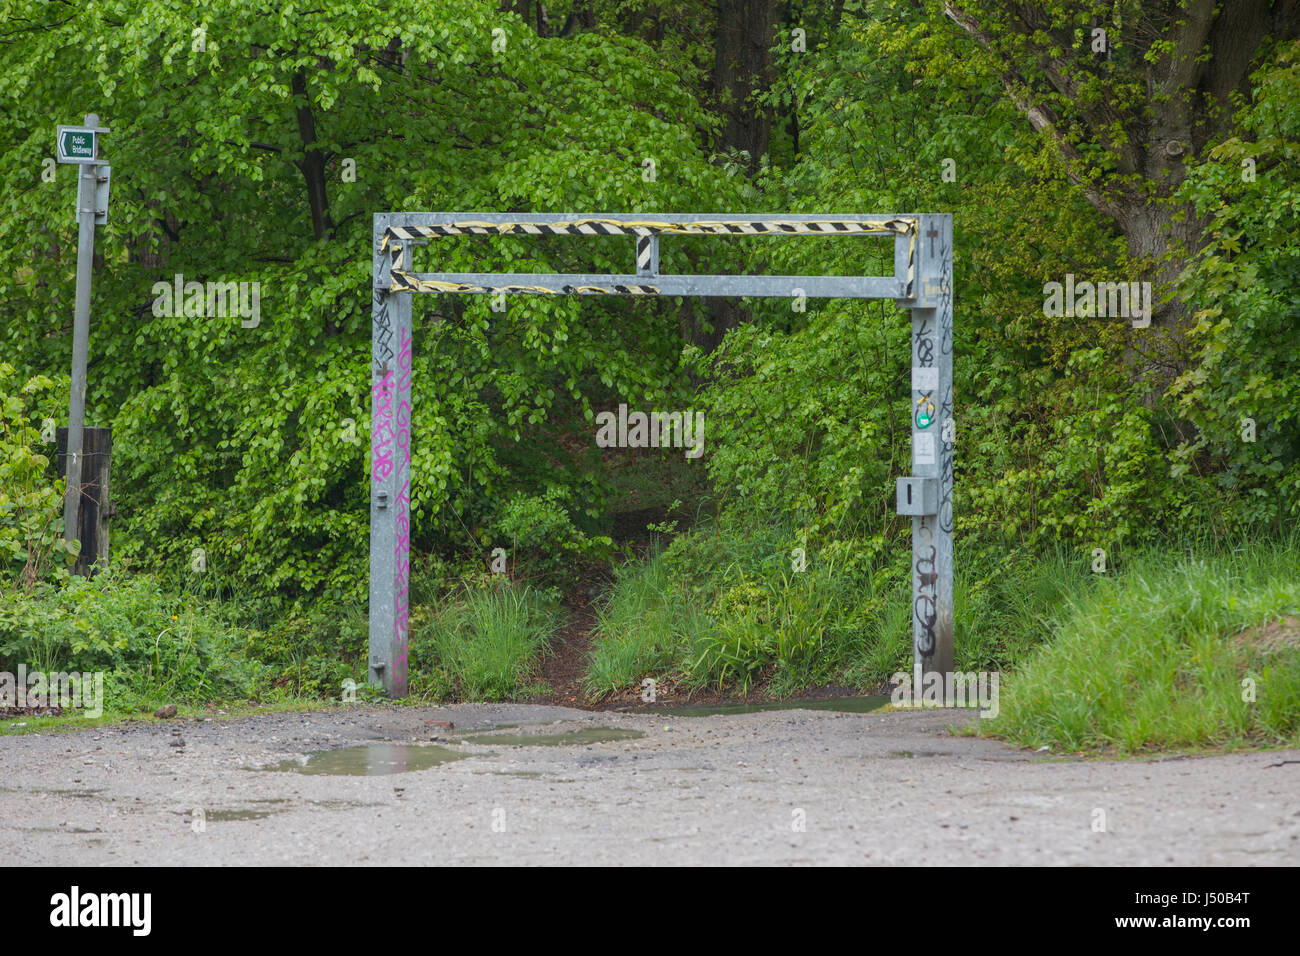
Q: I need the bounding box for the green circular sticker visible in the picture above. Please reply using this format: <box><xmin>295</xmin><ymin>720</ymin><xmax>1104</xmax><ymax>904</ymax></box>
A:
<box><xmin>915</xmin><ymin>396</ymin><xmax>935</xmax><ymax>429</ymax></box>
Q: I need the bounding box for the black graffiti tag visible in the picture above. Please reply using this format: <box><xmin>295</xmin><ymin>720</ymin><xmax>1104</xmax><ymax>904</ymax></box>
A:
<box><xmin>913</xmin><ymin>544</ymin><xmax>938</xmax><ymax>656</ymax></box>
<box><xmin>372</xmin><ymin>291</ymin><xmax>394</xmax><ymax>373</ymax></box>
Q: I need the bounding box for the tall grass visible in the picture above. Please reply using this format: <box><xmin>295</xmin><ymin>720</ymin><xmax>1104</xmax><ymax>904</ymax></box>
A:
<box><xmin>582</xmin><ymin>554</ymin><xmax>710</xmax><ymax>698</ymax></box>
<box><xmin>413</xmin><ymin>583</ymin><xmax>560</xmax><ymax>701</ymax></box>
<box><xmin>985</xmin><ymin>542</ymin><xmax>1300</xmax><ymax>752</ymax></box>
<box><xmin>582</xmin><ymin>521</ymin><xmax>1097</xmax><ymax>700</ymax></box>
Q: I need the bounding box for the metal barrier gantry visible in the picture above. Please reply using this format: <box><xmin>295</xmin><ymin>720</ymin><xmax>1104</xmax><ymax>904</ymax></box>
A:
<box><xmin>368</xmin><ymin>212</ymin><xmax>953</xmax><ymax>697</ymax></box>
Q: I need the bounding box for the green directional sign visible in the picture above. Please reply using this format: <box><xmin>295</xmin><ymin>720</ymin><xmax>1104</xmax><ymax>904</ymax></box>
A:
<box><xmin>56</xmin><ymin>126</ymin><xmax>97</xmax><ymax>164</ymax></box>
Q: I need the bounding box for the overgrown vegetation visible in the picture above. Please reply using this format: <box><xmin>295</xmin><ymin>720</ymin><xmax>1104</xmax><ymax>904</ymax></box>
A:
<box><xmin>584</xmin><ymin>517</ymin><xmax>1095</xmax><ymax>700</ymax></box>
<box><xmin>1</xmin><ymin>3</ymin><xmax>1296</xmax><ymax>750</ymax></box>
<box><xmin>0</xmin><ymin>569</ymin><xmax>266</xmax><ymax>712</ymax></box>
<box><xmin>0</xmin><ymin>365</ymin><xmax>78</xmax><ymax>589</ymax></box>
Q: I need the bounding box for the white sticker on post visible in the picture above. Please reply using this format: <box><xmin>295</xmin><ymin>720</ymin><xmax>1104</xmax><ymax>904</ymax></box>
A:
<box><xmin>914</xmin><ymin>432</ymin><xmax>936</xmax><ymax>465</ymax></box>
<box><xmin>912</xmin><ymin>367</ymin><xmax>938</xmax><ymax>392</ymax></box>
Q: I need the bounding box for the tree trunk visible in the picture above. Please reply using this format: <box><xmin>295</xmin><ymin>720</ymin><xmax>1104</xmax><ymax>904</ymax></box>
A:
<box><xmin>712</xmin><ymin>0</ymin><xmax>777</xmax><ymax>172</ymax></box>
<box><xmin>292</xmin><ymin>70</ymin><xmax>333</xmax><ymax>241</ymax></box>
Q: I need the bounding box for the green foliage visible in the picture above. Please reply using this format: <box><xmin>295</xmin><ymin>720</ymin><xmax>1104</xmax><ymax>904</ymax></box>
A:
<box><xmin>239</xmin><ymin>595</ymin><xmax>369</xmax><ymax>699</ymax></box>
<box><xmin>986</xmin><ymin>540</ymin><xmax>1300</xmax><ymax>752</ymax></box>
<box><xmin>491</xmin><ymin>487</ymin><xmax>613</xmax><ymax>584</ymax></box>
<box><xmin>0</xmin><ymin>364</ymin><xmax>77</xmax><ymax>590</ymax></box>
<box><xmin>707</xmin><ymin>0</ymin><xmax>1163</xmax><ymax>555</ymax></box>
<box><xmin>0</xmin><ymin>569</ymin><xmax>268</xmax><ymax>709</ymax></box>
<box><xmin>1169</xmin><ymin>40</ymin><xmax>1300</xmax><ymax>531</ymax></box>
<box><xmin>0</xmin><ymin>0</ymin><xmax>743</xmax><ymax>602</ymax></box>
<box><xmin>2</xmin><ymin>0</ymin><xmax>1296</xmax><ymax>726</ymax></box>
<box><xmin>695</xmin><ymin>312</ymin><xmax>906</xmax><ymax>548</ymax></box>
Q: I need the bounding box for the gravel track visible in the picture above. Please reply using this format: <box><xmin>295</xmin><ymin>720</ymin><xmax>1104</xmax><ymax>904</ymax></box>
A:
<box><xmin>3</xmin><ymin>704</ymin><xmax>1297</xmax><ymax>865</ymax></box>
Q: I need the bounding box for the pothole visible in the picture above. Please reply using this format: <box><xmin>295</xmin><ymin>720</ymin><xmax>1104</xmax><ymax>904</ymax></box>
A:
<box><xmin>886</xmin><ymin>750</ymin><xmax>946</xmax><ymax>758</ymax></box>
<box><xmin>260</xmin><ymin>744</ymin><xmax>471</xmax><ymax>776</ymax></box>
<box><xmin>186</xmin><ymin>808</ymin><xmax>282</xmax><ymax>822</ymax></box>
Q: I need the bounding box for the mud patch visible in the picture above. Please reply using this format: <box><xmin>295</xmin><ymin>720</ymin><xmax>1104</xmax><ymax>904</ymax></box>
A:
<box><xmin>1234</xmin><ymin>616</ymin><xmax>1300</xmax><ymax>655</ymax></box>
<box><xmin>186</xmin><ymin>808</ymin><xmax>282</xmax><ymax>822</ymax></box>
<box><xmin>886</xmin><ymin>750</ymin><xmax>945</xmax><ymax>758</ymax></box>
<box><xmin>30</xmin><ymin>788</ymin><xmax>106</xmax><ymax>799</ymax></box>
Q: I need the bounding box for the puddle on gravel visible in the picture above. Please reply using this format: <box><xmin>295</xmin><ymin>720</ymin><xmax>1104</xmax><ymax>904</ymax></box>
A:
<box><xmin>886</xmin><ymin>750</ymin><xmax>944</xmax><ymax>758</ymax></box>
<box><xmin>645</xmin><ymin>695</ymin><xmax>890</xmax><ymax>717</ymax></box>
<box><xmin>459</xmin><ymin>727</ymin><xmax>644</xmax><ymax>747</ymax></box>
<box><xmin>190</xmin><ymin>808</ymin><xmax>281</xmax><ymax>822</ymax></box>
<box><xmin>467</xmin><ymin>723</ymin><xmax>519</xmax><ymax>733</ymax></box>
<box><xmin>262</xmin><ymin>744</ymin><xmax>470</xmax><ymax>776</ymax></box>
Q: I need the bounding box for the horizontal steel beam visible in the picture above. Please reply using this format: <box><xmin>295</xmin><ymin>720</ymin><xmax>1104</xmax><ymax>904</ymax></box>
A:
<box><xmin>377</xmin><ymin>212</ymin><xmax>918</xmax><ymax>235</ymax></box>
<box><xmin>390</xmin><ymin>271</ymin><xmax>909</xmax><ymax>299</ymax></box>
<box><xmin>377</xmin><ymin>212</ymin><xmax>919</xmax><ymax>298</ymax></box>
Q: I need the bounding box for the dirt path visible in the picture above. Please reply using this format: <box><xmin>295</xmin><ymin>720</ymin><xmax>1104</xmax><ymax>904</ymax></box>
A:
<box><xmin>3</xmin><ymin>704</ymin><xmax>1297</xmax><ymax>865</ymax></box>
<box><xmin>536</xmin><ymin>594</ymin><xmax>599</xmax><ymax>707</ymax></box>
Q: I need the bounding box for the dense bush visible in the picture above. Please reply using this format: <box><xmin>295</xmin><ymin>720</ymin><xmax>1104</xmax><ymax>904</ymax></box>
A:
<box><xmin>1168</xmin><ymin>40</ymin><xmax>1300</xmax><ymax>533</ymax></box>
<box><xmin>0</xmin><ymin>569</ymin><xmax>267</xmax><ymax>710</ymax></box>
<box><xmin>0</xmin><ymin>364</ymin><xmax>77</xmax><ymax>590</ymax></box>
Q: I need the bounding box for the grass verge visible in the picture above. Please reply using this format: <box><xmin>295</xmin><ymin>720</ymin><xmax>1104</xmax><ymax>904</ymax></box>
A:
<box><xmin>982</xmin><ymin>543</ymin><xmax>1300</xmax><ymax>752</ymax></box>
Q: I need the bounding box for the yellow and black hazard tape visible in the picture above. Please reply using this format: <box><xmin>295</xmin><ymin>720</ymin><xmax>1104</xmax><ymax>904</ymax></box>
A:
<box><xmin>381</xmin><ymin>218</ymin><xmax>915</xmax><ymax>244</ymax></box>
<box><xmin>389</xmin><ymin>273</ymin><xmax>660</xmax><ymax>296</ymax></box>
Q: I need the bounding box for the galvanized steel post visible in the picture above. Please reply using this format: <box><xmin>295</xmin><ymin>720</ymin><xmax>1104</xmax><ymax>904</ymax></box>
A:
<box><xmin>906</xmin><ymin>213</ymin><xmax>955</xmax><ymax>682</ymax></box>
<box><xmin>369</xmin><ymin>220</ymin><xmax>413</xmax><ymax>696</ymax></box>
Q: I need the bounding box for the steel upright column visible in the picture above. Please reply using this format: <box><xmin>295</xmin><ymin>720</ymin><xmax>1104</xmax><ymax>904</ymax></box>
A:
<box><xmin>369</xmin><ymin>222</ymin><xmax>413</xmax><ymax>696</ymax></box>
<box><xmin>908</xmin><ymin>213</ymin><xmax>954</xmax><ymax>682</ymax></box>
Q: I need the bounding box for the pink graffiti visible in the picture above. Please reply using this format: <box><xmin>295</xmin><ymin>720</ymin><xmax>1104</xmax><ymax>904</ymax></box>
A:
<box><xmin>393</xmin><ymin>473</ymin><xmax>411</xmax><ymax>695</ymax></box>
<box><xmin>392</xmin><ymin>651</ymin><xmax>408</xmax><ymax>695</ymax></box>
<box><xmin>395</xmin><ymin>474</ymin><xmax>411</xmax><ymax>558</ymax></box>
<box><xmin>383</xmin><ymin>326</ymin><xmax>413</xmax><ymax>696</ymax></box>
<box><xmin>371</xmin><ymin>421</ymin><xmax>394</xmax><ymax>483</ymax></box>
<box><xmin>396</xmin><ymin>400</ymin><xmax>410</xmax><ymax>457</ymax></box>
<box><xmin>397</xmin><ymin>327</ymin><xmax>412</xmax><ymax>391</ymax></box>
<box><xmin>371</xmin><ymin>369</ymin><xmax>395</xmax><ymax>484</ymax></box>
